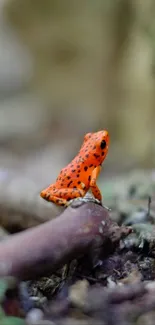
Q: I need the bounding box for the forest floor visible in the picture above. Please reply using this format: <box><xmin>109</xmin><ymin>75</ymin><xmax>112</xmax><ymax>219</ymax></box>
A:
<box><xmin>0</xmin><ymin>169</ymin><xmax>155</xmax><ymax>324</ymax></box>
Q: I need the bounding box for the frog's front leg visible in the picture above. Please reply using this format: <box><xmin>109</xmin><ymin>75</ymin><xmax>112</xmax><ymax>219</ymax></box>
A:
<box><xmin>90</xmin><ymin>166</ymin><xmax>102</xmax><ymax>201</ymax></box>
<box><xmin>41</xmin><ymin>187</ymin><xmax>86</xmax><ymax>207</ymax></box>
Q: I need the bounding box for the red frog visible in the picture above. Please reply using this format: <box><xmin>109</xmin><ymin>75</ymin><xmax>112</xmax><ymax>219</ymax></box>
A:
<box><xmin>40</xmin><ymin>130</ymin><xmax>110</xmax><ymax>206</ymax></box>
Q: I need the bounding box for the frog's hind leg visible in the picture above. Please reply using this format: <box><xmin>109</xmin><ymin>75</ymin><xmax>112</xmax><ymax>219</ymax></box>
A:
<box><xmin>45</xmin><ymin>195</ymin><xmax>68</xmax><ymax>206</ymax></box>
<box><xmin>41</xmin><ymin>187</ymin><xmax>85</xmax><ymax>207</ymax></box>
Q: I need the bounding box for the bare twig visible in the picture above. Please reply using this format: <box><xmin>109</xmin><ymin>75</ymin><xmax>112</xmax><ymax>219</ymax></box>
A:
<box><xmin>0</xmin><ymin>201</ymin><xmax>131</xmax><ymax>280</ymax></box>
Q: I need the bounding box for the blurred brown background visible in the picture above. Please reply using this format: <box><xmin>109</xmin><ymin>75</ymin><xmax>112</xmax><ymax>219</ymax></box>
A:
<box><xmin>1</xmin><ymin>0</ymin><xmax>155</xmax><ymax>192</ymax></box>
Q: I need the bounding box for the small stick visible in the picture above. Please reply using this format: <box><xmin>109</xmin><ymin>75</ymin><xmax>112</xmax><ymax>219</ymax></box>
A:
<box><xmin>0</xmin><ymin>201</ymin><xmax>131</xmax><ymax>280</ymax></box>
<box><xmin>147</xmin><ymin>195</ymin><xmax>152</xmax><ymax>218</ymax></box>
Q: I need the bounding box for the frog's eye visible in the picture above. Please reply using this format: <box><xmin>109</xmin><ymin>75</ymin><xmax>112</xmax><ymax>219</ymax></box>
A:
<box><xmin>100</xmin><ymin>140</ymin><xmax>106</xmax><ymax>149</ymax></box>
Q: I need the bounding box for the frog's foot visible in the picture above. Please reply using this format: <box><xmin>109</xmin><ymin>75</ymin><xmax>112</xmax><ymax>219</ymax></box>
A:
<box><xmin>66</xmin><ymin>196</ymin><xmax>101</xmax><ymax>207</ymax></box>
<box><xmin>85</xmin><ymin>193</ymin><xmax>111</xmax><ymax>211</ymax></box>
<box><xmin>66</xmin><ymin>193</ymin><xmax>111</xmax><ymax>211</ymax></box>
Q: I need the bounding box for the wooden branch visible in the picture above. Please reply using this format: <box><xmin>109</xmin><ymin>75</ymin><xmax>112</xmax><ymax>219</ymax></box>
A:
<box><xmin>0</xmin><ymin>201</ymin><xmax>131</xmax><ymax>280</ymax></box>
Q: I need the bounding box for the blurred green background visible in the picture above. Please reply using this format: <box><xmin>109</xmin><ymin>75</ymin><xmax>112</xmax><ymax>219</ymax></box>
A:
<box><xmin>1</xmin><ymin>0</ymin><xmax>155</xmax><ymax>191</ymax></box>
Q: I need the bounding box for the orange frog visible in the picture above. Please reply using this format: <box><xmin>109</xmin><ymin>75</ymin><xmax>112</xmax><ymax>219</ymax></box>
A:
<box><xmin>40</xmin><ymin>130</ymin><xmax>109</xmax><ymax>206</ymax></box>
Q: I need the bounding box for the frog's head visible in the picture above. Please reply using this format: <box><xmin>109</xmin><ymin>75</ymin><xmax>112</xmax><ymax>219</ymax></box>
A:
<box><xmin>82</xmin><ymin>130</ymin><xmax>110</xmax><ymax>165</ymax></box>
<box><xmin>99</xmin><ymin>129</ymin><xmax>109</xmax><ymax>152</ymax></box>
<box><xmin>95</xmin><ymin>130</ymin><xmax>109</xmax><ymax>163</ymax></box>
